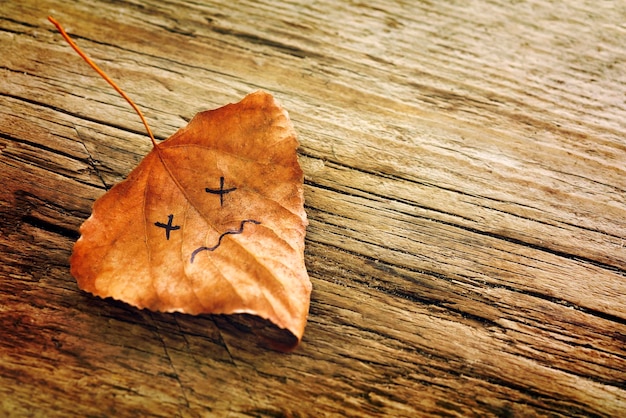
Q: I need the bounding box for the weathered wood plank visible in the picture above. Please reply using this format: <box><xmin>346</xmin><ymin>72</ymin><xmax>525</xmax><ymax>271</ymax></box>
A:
<box><xmin>1</xmin><ymin>0</ymin><xmax>625</xmax><ymax>416</ymax></box>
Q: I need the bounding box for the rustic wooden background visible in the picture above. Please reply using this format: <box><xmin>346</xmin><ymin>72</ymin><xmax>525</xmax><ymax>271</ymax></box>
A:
<box><xmin>1</xmin><ymin>0</ymin><xmax>625</xmax><ymax>416</ymax></box>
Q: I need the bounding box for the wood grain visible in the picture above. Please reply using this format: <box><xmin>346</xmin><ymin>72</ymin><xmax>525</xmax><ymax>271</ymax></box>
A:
<box><xmin>1</xmin><ymin>0</ymin><xmax>625</xmax><ymax>416</ymax></box>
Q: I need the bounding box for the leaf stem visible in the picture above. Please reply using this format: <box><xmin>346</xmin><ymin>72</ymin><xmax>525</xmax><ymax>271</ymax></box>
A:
<box><xmin>48</xmin><ymin>16</ymin><xmax>158</xmax><ymax>149</ymax></box>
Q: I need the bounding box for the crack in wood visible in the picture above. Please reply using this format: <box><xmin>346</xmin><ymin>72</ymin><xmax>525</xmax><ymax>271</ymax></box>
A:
<box><xmin>74</xmin><ymin>124</ymin><xmax>108</xmax><ymax>190</ymax></box>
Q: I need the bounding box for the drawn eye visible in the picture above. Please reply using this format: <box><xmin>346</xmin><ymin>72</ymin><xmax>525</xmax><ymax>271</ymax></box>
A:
<box><xmin>204</xmin><ymin>176</ymin><xmax>237</xmax><ymax>207</ymax></box>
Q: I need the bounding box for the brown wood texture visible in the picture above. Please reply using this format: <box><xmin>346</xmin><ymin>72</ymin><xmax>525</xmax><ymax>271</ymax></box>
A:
<box><xmin>1</xmin><ymin>1</ymin><xmax>625</xmax><ymax>416</ymax></box>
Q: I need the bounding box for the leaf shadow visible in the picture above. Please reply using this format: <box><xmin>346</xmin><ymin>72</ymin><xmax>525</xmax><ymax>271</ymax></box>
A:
<box><xmin>114</xmin><ymin>300</ymin><xmax>298</xmax><ymax>351</ymax></box>
<box><xmin>211</xmin><ymin>313</ymin><xmax>300</xmax><ymax>352</ymax></box>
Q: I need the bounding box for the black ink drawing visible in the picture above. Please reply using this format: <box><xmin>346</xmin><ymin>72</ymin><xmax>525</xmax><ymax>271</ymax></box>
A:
<box><xmin>190</xmin><ymin>219</ymin><xmax>261</xmax><ymax>263</ymax></box>
<box><xmin>205</xmin><ymin>176</ymin><xmax>236</xmax><ymax>207</ymax></box>
<box><xmin>154</xmin><ymin>178</ymin><xmax>257</xmax><ymax>262</ymax></box>
<box><xmin>154</xmin><ymin>214</ymin><xmax>180</xmax><ymax>240</ymax></box>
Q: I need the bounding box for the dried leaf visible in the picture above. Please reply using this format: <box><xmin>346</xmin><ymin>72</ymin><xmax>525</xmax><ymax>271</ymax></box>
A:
<box><xmin>71</xmin><ymin>91</ymin><xmax>312</xmax><ymax>342</ymax></box>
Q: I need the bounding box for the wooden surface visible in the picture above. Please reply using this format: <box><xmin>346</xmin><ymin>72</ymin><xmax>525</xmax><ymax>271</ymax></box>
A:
<box><xmin>1</xmin><ymin>0</ymin><xmax>625</xmax><ymax>416</ymax></box>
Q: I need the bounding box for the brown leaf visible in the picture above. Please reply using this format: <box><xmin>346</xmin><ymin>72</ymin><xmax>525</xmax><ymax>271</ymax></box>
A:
<box><xmin>71</xmin><ymin>91</ymin><xmax>311</xmax><ymax>343</ymax></box>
